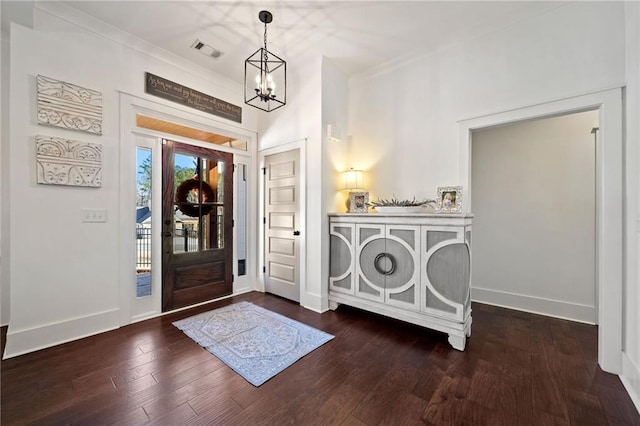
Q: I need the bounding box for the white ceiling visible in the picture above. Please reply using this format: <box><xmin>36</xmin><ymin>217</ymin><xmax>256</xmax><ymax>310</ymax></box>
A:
<box><xmin>61</xmin><ymin>1</ymin><xmax>566</xmax><ymax>84</ymax></box>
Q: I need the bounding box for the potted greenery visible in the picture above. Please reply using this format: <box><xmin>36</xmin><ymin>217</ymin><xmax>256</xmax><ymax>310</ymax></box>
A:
<box><xmin>368</xmin><ymin>197</ymin><xmax>436</xmax><ymax>213</ymax></box>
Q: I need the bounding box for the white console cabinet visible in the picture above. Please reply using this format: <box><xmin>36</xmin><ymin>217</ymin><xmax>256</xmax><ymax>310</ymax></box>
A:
<box><xmin>329</xmin><ymin>213</ymin><xmax>473</xmax><ymax>350</ymax></box>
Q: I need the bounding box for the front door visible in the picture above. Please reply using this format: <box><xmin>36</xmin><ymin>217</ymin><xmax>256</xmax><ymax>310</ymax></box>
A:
<box><xmin>162</xmin><ymin>140</ymin><xmax>233</xmax><ymax>311</ymax></box>
<box><xmin>264</xmin><ymin>149</ymin><xmax>301</xmax><ymax>302</ymax></box>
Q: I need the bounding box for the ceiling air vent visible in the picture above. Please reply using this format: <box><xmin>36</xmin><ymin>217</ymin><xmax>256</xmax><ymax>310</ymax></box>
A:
<box><xmin>191</xmin><ymin>39</ymin><xmax>223</xmax><ymax>59</ymax></box>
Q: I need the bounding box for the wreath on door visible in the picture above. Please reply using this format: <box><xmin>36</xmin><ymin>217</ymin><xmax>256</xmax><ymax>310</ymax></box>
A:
<box><xmin>175</xmin><ymin>179</ymin><xmax>216</xmax><ymax>217</ymax></box>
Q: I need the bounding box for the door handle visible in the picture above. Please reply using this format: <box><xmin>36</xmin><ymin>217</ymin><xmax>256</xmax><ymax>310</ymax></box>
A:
<box><xmin>293</xmin><ymin>230</ymin><xmax>300</xmax><ymax>236</ymax></box>
<box><xmin>164</xmin><ymin>231</ymin><xmax>172</xmax><ymax>237</ymax></box>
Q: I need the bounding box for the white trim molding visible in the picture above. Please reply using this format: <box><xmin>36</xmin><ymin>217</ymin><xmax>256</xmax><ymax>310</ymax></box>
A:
<box><xmin>622</xmin><ymin>353</ymin><xmax>640</xmax><ymax>413</ymax></box>
<box><xmin>458</xmin><ymin>87</ymin><xmax>623</xmax><ymax>374</ymax></box>
<box><xmin>301</xmin><ymin>293</ymin><xmax>326</xmax><ymax>314</ymax></box>
<box><xmin>3</xmin><ymin>308</ymin><xmax>120</xmax><ymax>359</ymax></box>
<box><xmin>472</xmin><ymin>287</ymin><xmax>596</xmax><ymax>324</ymax></box>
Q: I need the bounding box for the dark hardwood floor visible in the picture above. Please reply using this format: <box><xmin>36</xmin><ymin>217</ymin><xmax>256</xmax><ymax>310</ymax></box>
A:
<box><xmin>1</xmin><ymin>292</ymin><xmax>638</xmax><ymax>425</ymax></box>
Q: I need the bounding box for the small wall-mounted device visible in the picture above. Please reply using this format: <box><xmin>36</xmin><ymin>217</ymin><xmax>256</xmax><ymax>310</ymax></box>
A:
<box><xmin>82</xmin><ymin>208</ymin><xmax>107</xmax><ymax>223</ymax></box>
<box><xmin>327</xmin><ymin>124</ymin><xmax>342</xmax><ymax>143</ymax></box>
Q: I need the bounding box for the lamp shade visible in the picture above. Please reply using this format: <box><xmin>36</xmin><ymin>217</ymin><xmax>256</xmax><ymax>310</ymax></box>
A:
<box><xmin>341</xmin><ymin>169</ymin><xmax>364</xmax><ymax>191</ymax></box>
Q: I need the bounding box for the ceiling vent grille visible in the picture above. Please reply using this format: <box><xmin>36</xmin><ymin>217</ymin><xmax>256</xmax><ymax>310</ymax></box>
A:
<box><xmin>191</xmin><ymin>39</ymin><xmax>223</xmax><ymax>59</ymax></box>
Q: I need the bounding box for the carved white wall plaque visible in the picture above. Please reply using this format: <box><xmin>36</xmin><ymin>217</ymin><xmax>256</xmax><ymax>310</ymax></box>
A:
<box><xmin>37</xmin><ymin>75</ymin><xmax>103</xmax><ymax>135</ymax></box>
<box><xmin>36</xmin><ymin>135</ymin><xmax>103</xmax><ymax>187</ymax></box>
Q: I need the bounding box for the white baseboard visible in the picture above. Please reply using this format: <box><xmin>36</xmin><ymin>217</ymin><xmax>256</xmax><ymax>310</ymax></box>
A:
<box><xmin>233</xmin><ymin>284</ymin><xmax>253</xmax><ymax>295</ymax></box>
<box><xmin>622</xmin><ymin>353</ymin><xmax>640</xmax><ymax>414</ymax></box>
<box><xmin>2</xmin><ymin>308</ymin><xmax>120</xmax><ymax>359</ymax></box>
<box><xmin>472</xmin><ymin>286</ymin><xmax>596</xmax><ymax>324</ymax></box>
<box><xmin>301</xmin><ymin>292</ymin><xmax>326</xmax><ymax>313</ymax></box>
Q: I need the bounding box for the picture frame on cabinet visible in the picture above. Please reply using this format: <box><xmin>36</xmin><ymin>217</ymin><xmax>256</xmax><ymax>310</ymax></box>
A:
<box><xmin>436</xmin><ymin>186</ymin><xmax>462</xmax><ymax>213</ymax></box>
<box><xmin>349</xmin><ymin>192</ymin><xmax>369</xmax><ymax>213</ymax></box>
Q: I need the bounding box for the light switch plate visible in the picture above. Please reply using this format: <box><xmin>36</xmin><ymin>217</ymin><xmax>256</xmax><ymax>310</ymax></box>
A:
<box><xmin>82</xmin><ymin>208</ymin><xmax>107</xmax><ymax>223</ymax></box>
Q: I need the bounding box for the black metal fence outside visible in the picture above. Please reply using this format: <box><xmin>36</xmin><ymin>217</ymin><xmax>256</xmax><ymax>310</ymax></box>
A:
<box><xmin>136</xmin><ymin>227</ymin><xmax>151</xmax><ymax>270</ymax></box>
<box><xmin>136</xmin><ymin>227</ymin><xmax>200</xmax><ymax>270</ymax></box>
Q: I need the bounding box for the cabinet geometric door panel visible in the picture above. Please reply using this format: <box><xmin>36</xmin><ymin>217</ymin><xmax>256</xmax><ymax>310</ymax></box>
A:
<box><xmin>355</xmin><ymin>224</ymin><xmax>385</xmax><ymax>303</ymax></box>
<box><xmin>329</xmin><ymin>223</ymin><xmax>355</xmax><ymax>294</ymax></box>
<box><xmin>329</xmin><ymin>214</ymin><xmax>473</xmax><ymax>351</ymax></box>
<box><xmin>420</xmin><ymin>226</ymin><xmax>472</xmax><ymax>322</ymax></box>
<box><xmin>355</xmin><ymin>224</ymin><xmax>421</xmax><ymax>310</ymax></box>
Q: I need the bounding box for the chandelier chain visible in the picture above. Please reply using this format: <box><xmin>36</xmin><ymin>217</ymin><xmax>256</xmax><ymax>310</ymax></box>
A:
<box><xmin>263</xmin><ymin>21</ymin><xmax>268</xmax><ymax>64</ymax></box>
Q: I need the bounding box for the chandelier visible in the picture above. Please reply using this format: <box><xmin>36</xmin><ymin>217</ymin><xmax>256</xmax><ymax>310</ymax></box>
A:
<box><xmin>244</xmin><ymin>10</ymin><xmax>287</xmax><ymax>112</ymax></box>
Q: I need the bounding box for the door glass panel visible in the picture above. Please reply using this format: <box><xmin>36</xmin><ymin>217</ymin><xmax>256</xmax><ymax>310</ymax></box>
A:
<box><xmin>136</xmin><ymin>147</ymin><xmax>152</xmax><ymax>297</ymax></box>
<box><xmin>173</xmin><ymin>153</ymin><xmax>226</xmax><ymax>253</ymax></box>
<box><xmin>202</xmin><ymin>159</ymin><xmax>225</xmax><ymax>250</ymax></box>
<box><xmin>236</xmin><ymin>164</ymin><xmax>247</xmax><ymax>276</ymax></box>
<box><xmin>173</xmin><ymin>153</ymin><xmax>198</xmax><ymax>254</ymax></box>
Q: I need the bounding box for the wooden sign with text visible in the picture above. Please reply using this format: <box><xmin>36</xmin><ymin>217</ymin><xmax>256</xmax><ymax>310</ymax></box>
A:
<box><xmin>144</xmin><ymin>73</ymin><xmax>242</xmax><ymax>123</ymax></box>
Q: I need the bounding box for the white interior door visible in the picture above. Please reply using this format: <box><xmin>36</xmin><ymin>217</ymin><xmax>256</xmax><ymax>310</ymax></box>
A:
<box><xmin>264</xmin><ymin>149</ymin><xmax>300</xmax><ymax>302</ymax></box>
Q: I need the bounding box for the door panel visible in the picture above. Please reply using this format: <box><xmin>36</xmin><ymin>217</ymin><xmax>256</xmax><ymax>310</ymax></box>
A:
<box><xmin>162</xmin><ymin>140</ymin><xmax>233</xmax><ymax>311</ymax></box>
<box><xmin>174</xmin><ymin>261</ymin><xmax>226</xmax><ymax>290</ymax></box>
<box><xmin>264</xmin><ymin>149</ymin><xmax>300</xmax><ymax>302</ymax></box>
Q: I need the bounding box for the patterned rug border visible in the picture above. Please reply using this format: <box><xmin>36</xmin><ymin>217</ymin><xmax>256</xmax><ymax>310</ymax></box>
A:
<box><xmin>173</xmin><ymin>301</ymin><xmax>334</xmax><ymax>386</ymax></box>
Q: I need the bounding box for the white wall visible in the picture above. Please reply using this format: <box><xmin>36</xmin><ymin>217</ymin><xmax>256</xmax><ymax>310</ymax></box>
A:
<box><xmin>322</xmin><ymin>57</ymin><xmax>350</xmax><ymax>214</ymax></box>
<box><xmin>321</xmin><ymin>57</ymin><xmax>349</xmax><ymax>310</ymax></box>
<box><xmin>471</xmin><ymin>111</ymin><xmax>598</xmax><ymax>323</ymax></box>
<box><xmin>623</xmin><ymin>0</ymin><xmax>640</xmax><ymax>411</ymax></box>
<box><xmin>0</xmin><ymin>1</ymin><xmax>35</xmax><ymax>327</ymax></box>
<box><xmin>3</xmin><ymin>3</ymin><xmax>257</xmax><ymax>357</ymax></box>
<box><xmin>348</xmin><ymin>2</ymin><xmax>625</xmax><ymax>202</ymax></box>
<box><xmin>0</xmin><ymin>2</ymin><xmax>6</xmax><ymax>326</ymax></box>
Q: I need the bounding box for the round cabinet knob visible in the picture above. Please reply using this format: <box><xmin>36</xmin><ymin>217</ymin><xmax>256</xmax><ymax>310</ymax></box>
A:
<box><xmin>374</xmin><ymin>252</ymin><xmax>396</xmax><ymax>275</ymax></box>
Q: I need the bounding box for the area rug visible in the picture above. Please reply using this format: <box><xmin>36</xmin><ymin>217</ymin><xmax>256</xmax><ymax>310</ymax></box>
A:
<box><xmin>173</xmin><ymin>301</ymin><xmax>334</xmax><ymax>386</ymax></box>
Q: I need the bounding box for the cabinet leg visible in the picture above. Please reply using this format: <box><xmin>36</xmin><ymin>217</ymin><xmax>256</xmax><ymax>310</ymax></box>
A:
<box><xmin>329</xmin><ymin>300</ymin><xmax>339</xmax><ymax>311</ymax></box>
<box><xmin>448</xmin><ymin>334</ymin><xmax>466</xmax><ymax>351</ymax></box>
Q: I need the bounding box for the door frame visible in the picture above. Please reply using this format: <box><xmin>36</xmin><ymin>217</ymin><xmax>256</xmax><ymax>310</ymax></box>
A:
<box><xmin>258</xmin><ymin>139</ymin><xmax>307</xmax><ymax>301</ymax></box>
<box><xmin>119</xmin><ymin>93</ymin><xmax>258</xmax><ymax>324</ymax></box>
<box><xmin>458</xmin><ymin>87</ymin><xmax>623</xmax><ymax>374</ymax></box>
<box><xmin>233</xmin><ymin>152</ymin><xmax>255</xmax><ymax>295</ymax></box>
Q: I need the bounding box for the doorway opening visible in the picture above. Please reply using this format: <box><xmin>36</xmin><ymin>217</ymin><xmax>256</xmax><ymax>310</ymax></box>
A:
<box><xmin>471</xmin><ymin>110</ymin><xmax>598</xmax><ymax>323</ymax></box>
<box><xmin>458</xmin><ymin>88</ymin><xmax>623</xmax><ymax>373</ymax></box>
